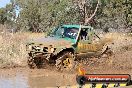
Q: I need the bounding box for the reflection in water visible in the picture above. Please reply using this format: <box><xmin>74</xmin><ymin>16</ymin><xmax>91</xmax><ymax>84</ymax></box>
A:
<box><xmin>0</xmin><ymin>74</ymin><xmax>63</xmax><ymax>88</ymax></box>
<box><xmin>0</xmin><ymin>73</ymin><xmax>29</xmax><ymax>88</ymax></box>
<box><xmin>0</xmin><ymin>71</ymin><xmax>75</xmax><ymax>88</ymax></box>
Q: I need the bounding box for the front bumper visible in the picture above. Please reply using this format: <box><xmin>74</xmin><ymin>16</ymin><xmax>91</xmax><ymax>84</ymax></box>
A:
<box><xmin>28</xmin><ymin>51</ymin><xmax>53</xmax><ymax>61</ymax></box>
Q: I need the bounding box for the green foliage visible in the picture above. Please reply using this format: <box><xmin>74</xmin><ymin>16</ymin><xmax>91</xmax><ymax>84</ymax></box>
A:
<box><xmin>0</xmin><ymin>1</ymin><xmax>16</xmax><ymax>28</ymax></box>
<box><xmin>0</xmin><ymin>0</ymin><xmax>132</xmax><ymax>32</ymax></box>
<box><xmin>0</xmin><ymin>8</ymin><xmax>6</xmax><ymax>25</ymax></box>
<box><xmin>96</xmin><ymin>0</ymin><xmax>132</xmax><ymax>32</ymax></box>
<box><xmin>16</xmin><ymin>0</ymin><xmax>81</xmax><ymax>32</ymax></box>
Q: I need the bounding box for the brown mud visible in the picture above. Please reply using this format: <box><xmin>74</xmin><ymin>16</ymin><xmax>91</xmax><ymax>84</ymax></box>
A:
<box><xmin>0</xmin><ymin>68</ymin><xmax>76</xmax><ymax>88</ymax></box>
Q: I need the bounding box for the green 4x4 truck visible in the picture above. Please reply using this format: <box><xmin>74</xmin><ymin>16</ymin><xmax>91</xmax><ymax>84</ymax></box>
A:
<box><xmin>26</xmin><ymin>24</ymin><xmax>112</xmax><ymax>71</ymax></box>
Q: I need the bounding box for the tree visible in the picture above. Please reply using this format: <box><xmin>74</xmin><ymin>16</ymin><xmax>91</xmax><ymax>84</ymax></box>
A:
<box><xmin>16</xmin><ymin>0</ymin><xmax>80</xmax><ymax>32</ymax></box>
<box><xmin>0</xmin><ymin>0</ymin><xmax>17</xmax><ymax>28</ymax></box>
<box><xmin>93</xmin><ymin>0</ymin><xmax>132</xmax><ymax>32</ymax></box>
<box><xmin>15</xmin><ymin>0</ymin><xmax>132</xmax><ymax>32</ymax></box>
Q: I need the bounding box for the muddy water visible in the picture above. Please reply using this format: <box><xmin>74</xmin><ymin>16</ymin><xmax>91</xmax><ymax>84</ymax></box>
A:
<box><xmin>28</xmin><ymin>75</ymin><xmax>75</xmax><ymax>88</ymax></box>
<box><xmin>0</xmin><ymin>73</ymin><xmax>29</xmax><ymax>88</ymax></box>
<box><xmin>0</xmin><ymin>68</ymin><xmax>131</xmax><ymax>88</ymax></box>
<box><xmin>1</xmin><ymin>73</ymin><xmax>132</xmax><ymax>88</ymax></box>
<box><xmin>0</xmin><ymin>68</ymin><xmax>76</xmax><ymax>88</ymax></box>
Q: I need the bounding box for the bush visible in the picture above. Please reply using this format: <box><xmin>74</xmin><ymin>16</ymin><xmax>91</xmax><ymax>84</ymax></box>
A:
<box><xmin>0</xmin><ymin>26</ymin><xmax>28</xmax><ymax>68</ymax></box>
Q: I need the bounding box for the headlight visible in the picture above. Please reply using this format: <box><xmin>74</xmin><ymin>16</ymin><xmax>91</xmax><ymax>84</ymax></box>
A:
<box><xmin>36</xmin><ymin>46</ymin><xmax>41</xmax><ymax>50</ymax></box>
<box><xmin>26</xmin><ymin>44</ymin><xmax>32</xmax><ymax>51</ymax></box>
<box><xmin>50</xmin><ymin>48</ymin><xmax>54</xmax><ymax>53</ymax></box>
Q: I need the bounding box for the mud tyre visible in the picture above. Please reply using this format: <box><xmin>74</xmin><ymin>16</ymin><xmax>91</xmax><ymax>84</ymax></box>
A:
<box><xmin>55</xmin><ymin>51</ymin><xmax>76</xmax><ymax>73</ymax></box>
<box><xmin>28</xmin><ymin>57</ymin><xmax>48</xmax><ymax>69</ymax></box>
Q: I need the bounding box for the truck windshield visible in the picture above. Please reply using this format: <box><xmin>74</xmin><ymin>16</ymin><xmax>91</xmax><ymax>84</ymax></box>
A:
<box><xmin>53</xmin><ymin>27</ymin><xmax>79</xmax><ymax>39</ymax></box>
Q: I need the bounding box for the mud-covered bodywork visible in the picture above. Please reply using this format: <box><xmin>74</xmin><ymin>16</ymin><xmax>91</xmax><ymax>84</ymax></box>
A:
<box><xmin>26</xmin><ymin>25</ymin><xmax>112</xmax><ymax>69</ymax></box>
<box><xmin>26</xmin><ymin>36</ymin><xmax>76</xmax><ymax>60</ymax></box>
<box><xmin>26</xmin><ymin>25</ymin><xmax>79</xmax><ymax>61</ymax></box>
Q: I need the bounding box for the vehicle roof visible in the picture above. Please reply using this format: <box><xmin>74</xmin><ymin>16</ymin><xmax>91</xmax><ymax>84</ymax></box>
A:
<box><xmin>62</xmin><ymin>24</ymin><xmax>93</xmax><ymax>29</ymax></box>
<box><xmin>62</xmin><ymin>24</ymin><xmax>80</xmax><ymax>28</ymax></box>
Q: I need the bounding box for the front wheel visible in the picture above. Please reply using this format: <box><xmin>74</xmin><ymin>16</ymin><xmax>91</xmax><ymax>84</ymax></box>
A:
<box><xmin>55</xmin><ymin>51</ymin><xmax>76</xmax><ymax>72</ymax></box>
<box><xmin>27</xmin><ymin>57</ymin><xmax>37</xmax><ymax>69</ymax></box>
<box><xmin>27</xmin><ymin>56</ymin><xmax>49</xmax><ymax>69</ymax></box>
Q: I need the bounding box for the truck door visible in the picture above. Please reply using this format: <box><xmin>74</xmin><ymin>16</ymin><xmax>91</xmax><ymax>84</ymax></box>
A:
<box><xmin>76</xmin><ymin>27</ymin><xmax>97</xmax><ymax>53</ymax></box>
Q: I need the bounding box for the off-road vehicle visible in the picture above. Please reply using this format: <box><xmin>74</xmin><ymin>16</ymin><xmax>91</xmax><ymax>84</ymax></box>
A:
<box><xmin>26</xmin><ymin>25</ymin><xmax>112</xmax><ymax>71</ymax></box>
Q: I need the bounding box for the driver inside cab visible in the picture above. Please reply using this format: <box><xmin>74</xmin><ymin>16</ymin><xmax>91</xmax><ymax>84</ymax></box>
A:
<box><xmin>80</xmin><ymin>28</ymin><xmax>88</xmax><ymax>40</ymax></box>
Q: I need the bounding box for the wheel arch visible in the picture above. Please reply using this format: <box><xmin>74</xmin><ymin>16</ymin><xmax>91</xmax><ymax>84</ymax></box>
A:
<box><xmin>58</xmin><ymin>48</ymin><xmax>75</xmax><ymax>55</ymax></box>
<box><xmin>54</xmin><ymin>48</ymin><xmax>75</xmax><ymax>59</ymax></box>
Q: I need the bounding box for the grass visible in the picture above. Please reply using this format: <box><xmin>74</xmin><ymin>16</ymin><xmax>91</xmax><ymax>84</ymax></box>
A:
<box><xmin>0</xmin><ymin>26</ymin><xmax>45</xmax><ymax>68</ymax></box>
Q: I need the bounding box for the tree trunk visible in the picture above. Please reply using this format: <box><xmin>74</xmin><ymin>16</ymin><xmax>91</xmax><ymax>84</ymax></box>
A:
<box><xmin>84</xmin><ymin>0</ymin><xmax>100</xmax><ymax>25</ymax></box>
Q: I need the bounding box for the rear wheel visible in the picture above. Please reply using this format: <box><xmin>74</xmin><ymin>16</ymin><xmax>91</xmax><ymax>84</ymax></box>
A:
<box><xmin>55</xmin><ymin>51</ymin><xmax>76</xmax><ymax>72</ymax></box>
